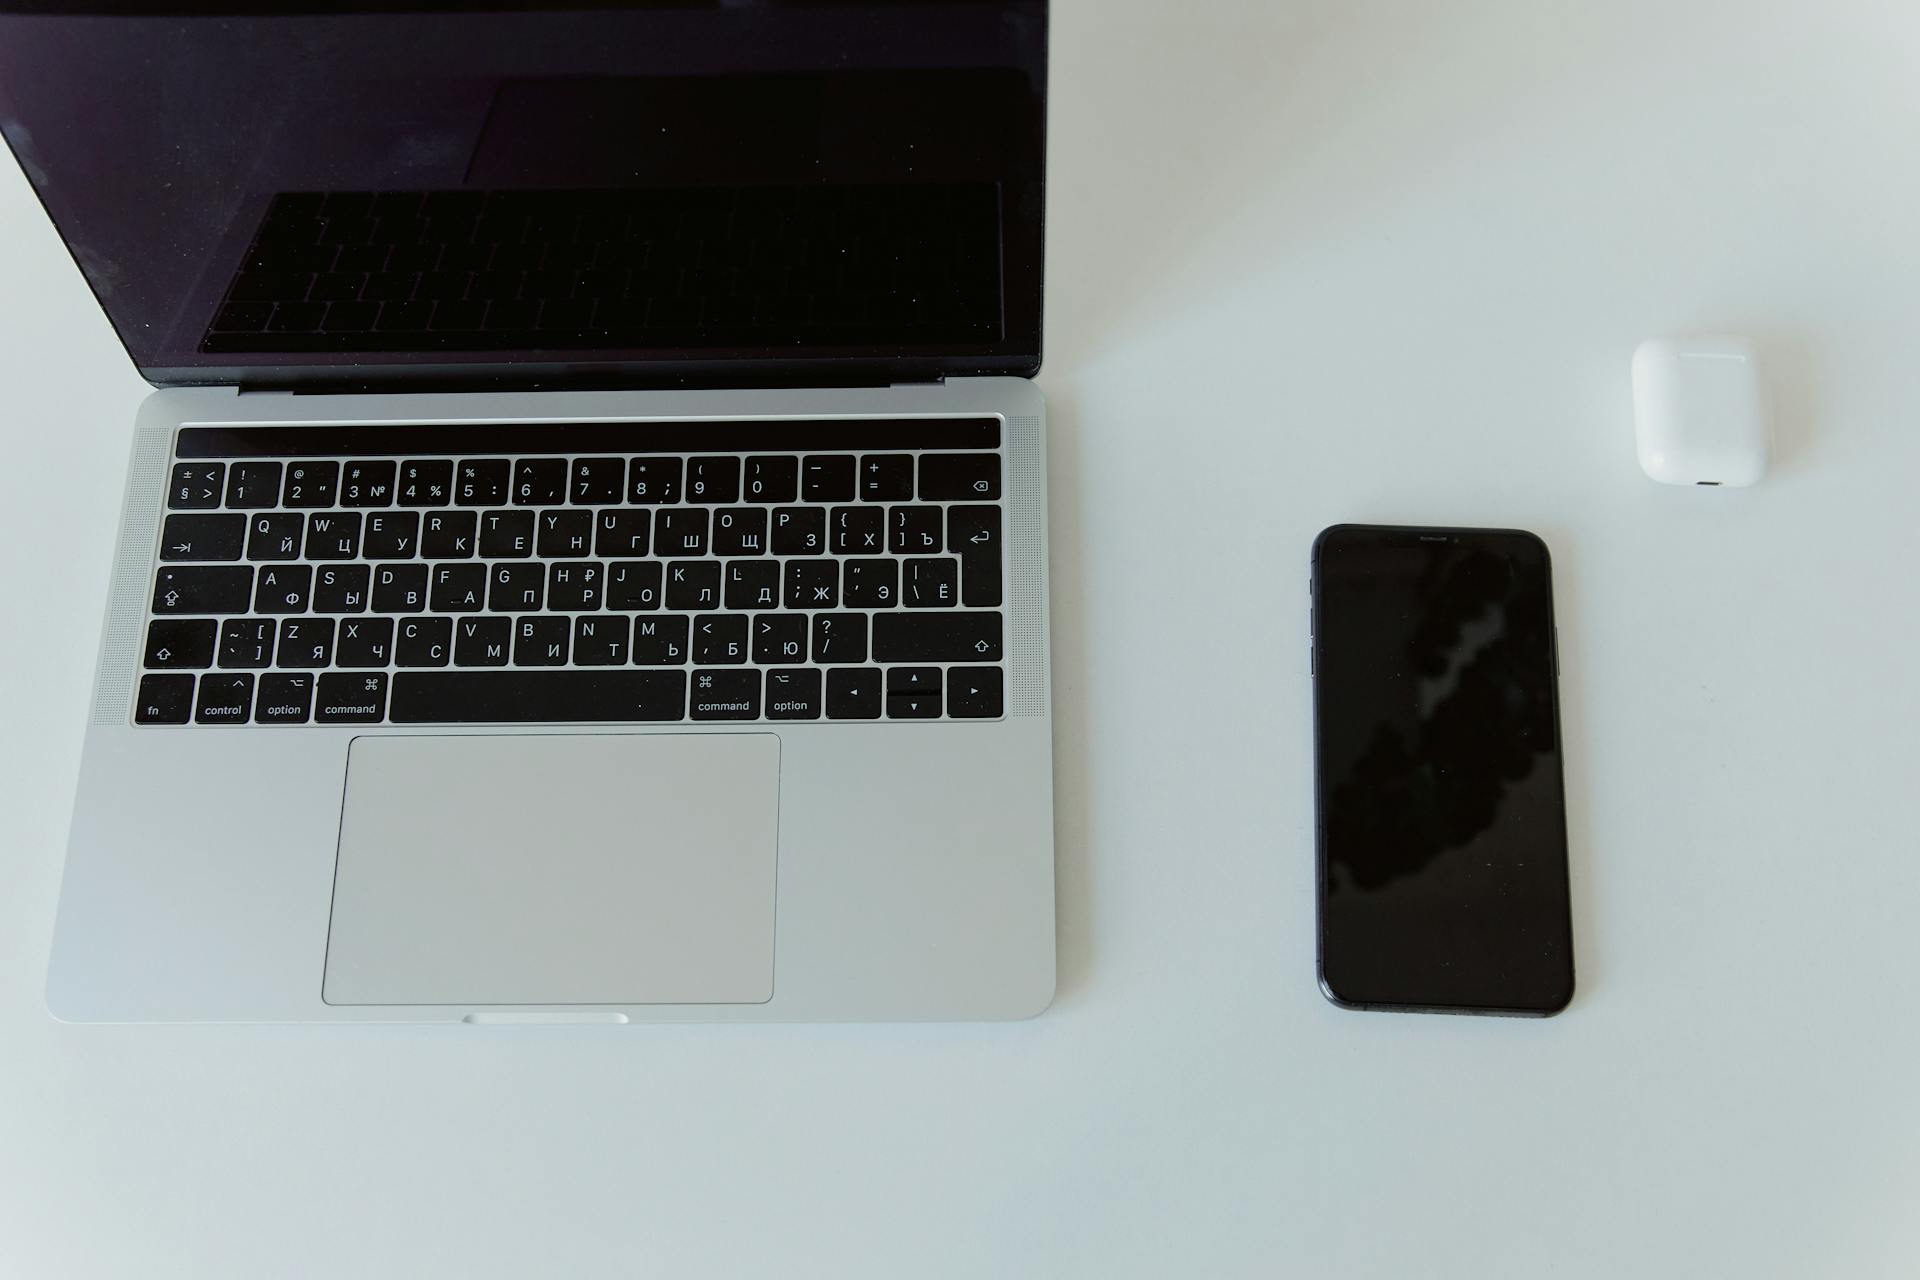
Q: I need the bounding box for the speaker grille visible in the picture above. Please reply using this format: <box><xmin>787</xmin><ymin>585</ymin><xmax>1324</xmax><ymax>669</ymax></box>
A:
<box><xmin>92</xmin><ymin>429</ymin><xmax>169</xmax><ymax>726</ymax></box>
<box><xmin>1006</xmin><ymin>414</ymin><xmax>1048</xmax><ymax>718</ymax></box>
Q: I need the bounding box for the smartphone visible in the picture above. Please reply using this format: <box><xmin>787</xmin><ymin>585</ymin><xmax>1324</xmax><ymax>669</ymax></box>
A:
<box><xmin>1310</xmin><ymin>525</ymin><xmax>1574</xmax><ymax>1016</ymax></box>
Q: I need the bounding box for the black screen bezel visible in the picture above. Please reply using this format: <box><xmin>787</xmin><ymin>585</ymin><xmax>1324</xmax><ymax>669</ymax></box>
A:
<box><xmin>1309</xmin><ymin>523</ymin><xmax>1575</xmax><ymax>1018</ymax></box>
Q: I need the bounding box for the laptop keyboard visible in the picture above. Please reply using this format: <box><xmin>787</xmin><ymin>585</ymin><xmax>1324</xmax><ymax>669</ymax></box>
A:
<box><xmin>135</xmin><ymin>419</ymin><xmax>1008</xmax><ymax>727</ymax></box>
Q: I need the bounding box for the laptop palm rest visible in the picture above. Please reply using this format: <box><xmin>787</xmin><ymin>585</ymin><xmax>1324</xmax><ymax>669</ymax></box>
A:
<box><xmin>323</xmin><ymin>733</ymin><xmax>778</xmax><ymax>1007</ymax></box>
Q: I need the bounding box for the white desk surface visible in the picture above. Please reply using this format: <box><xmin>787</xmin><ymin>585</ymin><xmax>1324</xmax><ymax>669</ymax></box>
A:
<box><xmin>4</xmin><ymin>3</ymin><xmax>1917</xmax><ymax>1276</ymax></box>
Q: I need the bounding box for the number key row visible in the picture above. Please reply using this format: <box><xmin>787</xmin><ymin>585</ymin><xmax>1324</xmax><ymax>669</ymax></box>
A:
<box><xmin>161</xmin><ymin>503</ymin><xmax>998</xmax><ymax>573</ymax></box>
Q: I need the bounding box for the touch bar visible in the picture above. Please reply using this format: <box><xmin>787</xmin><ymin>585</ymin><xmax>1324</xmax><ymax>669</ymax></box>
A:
<box><xmin>176</xmin><ymin>418</ymin><xmax>1000</xmax><ymax>459</ymax></box>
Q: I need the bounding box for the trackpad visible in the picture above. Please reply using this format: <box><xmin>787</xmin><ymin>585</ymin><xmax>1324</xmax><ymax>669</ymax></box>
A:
<box><xmin>324</xmin><ymin>734</ymin><xmax>779</xmax><ymax>1006</ymax></box>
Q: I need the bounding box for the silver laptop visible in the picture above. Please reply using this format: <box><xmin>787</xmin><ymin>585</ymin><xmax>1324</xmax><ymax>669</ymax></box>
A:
<box><xmin>3</xmin><ymin>1</ymin><xmax>1054</xmax><ymax>1023</ymax></box>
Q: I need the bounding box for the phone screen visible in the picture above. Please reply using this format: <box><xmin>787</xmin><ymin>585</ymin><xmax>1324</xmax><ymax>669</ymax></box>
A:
<box><xmin>1311</xmin><ymin>525</ymin><xmax>1574</xmax><ymax>1015</ymax></box>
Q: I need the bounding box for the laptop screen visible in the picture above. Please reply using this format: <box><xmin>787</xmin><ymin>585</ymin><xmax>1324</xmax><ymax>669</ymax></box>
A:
<box><xmin>0</xmin><ymin>1</ymin><xmax>1046</xmax><ymax>387</ymax></box>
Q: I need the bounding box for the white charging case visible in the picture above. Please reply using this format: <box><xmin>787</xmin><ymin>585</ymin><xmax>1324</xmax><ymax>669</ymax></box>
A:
<box><xmin>1631</xmin><ymin>336</ymin><xmax>1769</xmax><ymax>487</ymax></box>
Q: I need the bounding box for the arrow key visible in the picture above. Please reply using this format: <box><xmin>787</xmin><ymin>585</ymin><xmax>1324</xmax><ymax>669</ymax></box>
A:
<box><xmin>946</xmin><ymin>666</ymin><xmax>1003</xmax><ymax>719</ymax></box>
<box><xmin>888</xmin><ymin>667</ymin><xmax>941</xmax><ymax>696</ymax></box>
<box><xmin>886</xmin><ymin>690</ymin><xmax>942</xmax><ymax>720</ymax></box>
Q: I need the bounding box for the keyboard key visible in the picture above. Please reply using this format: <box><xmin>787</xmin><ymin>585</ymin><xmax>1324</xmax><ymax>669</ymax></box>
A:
<box><xmin>135</xmin><ymin>673</ymin><xmax>195</xmax><ymax>724</ymax></box>
<box><xmin>218</xmin><ymin>618</ymin><xmax>275</xmax><ymax>668</ymax></box>
<box><xmin>340</xmin><ymin>460</ymin><xmax>396</xmax><ymax>507</ymax></box>
<box><xmin>548</xmin><ymin>561</ymin><xmax>604</xmax><ymax>610</ymax></box>
<box><xmin>765</xmin><ymin>669</ymin><xmax>823</xmax><ymax>720</ymax></box>
<box><xmin>429</xmin><ymin>563</ymin><xmax>487</xmax><ymax>612</ymax></box>
<box><xmin>169</xmin><ymin>462</ymin><xmax>224</xmax><ymax>510</ymax></box>
<box><xmin>489</xmin><ymin>562</ymin><xmax>545</xmax><ymax>611</ymax></box>
<box><xmin>421</xmin><ymin>510</ymin><xmax>476</xmax><ymax>557</ymax></box>
<box><xmin>842</xmin><ymin>558</ymin><xmax>898</xmax><ymax>608</ymax></box>
<box><xmin>538</xmin><ymin>510</ymin><xmax>592</xmax><ymax>557</ymax></box>
<box><xmin>725</xmin><ymin>560</ymin><xmax>779</xmax><ymax>610</ymax></box>
<box><xmin>802</xmin><ymin>454</ymin><xmax>855</xmax><ymax>501</ymax></box>
<box><xmin>753</xmin><ymin>614</ymin><xmax>808</xmax><ymax>664</ymax></box>
<box><xmin>363</xmin><ymin>511</ymin><xmax>420</xmax><ymax>558</ymax></box>
<box><xmin>919</xmin><ymin>452</ymin><xmax>1000</xmax><ymax>500</ymax></box>
<box><xmin>514</xmin><ymin>616</ymin><xmax>570</xmax><ymax>665</ymax></box>
<box><xmin>571</xmin><ymin>458</ymin><xmax>625</xmax><ymax>505</ymax></box>
<box><xmin>686</xmin><ymin>456</ymin><xmax>740</xmax><ymax>503</ymax></box>
<box><xmin>390</xmin><ymin>671</ymin><xmax>686</xmax><ymax>723</ymax></box>
<box><xmin>195</xmin><ymin>673</ymin><xmax>254</xmax><ymax>724</ymax></box>
<box><xmin>312</xmin><ymin>563</ymin><xmax>370</xmax><ymax>613</ymax></box>
<box><xmin>785</xmin><ymin>560</ymin><xmax>838</xmax><ymax>609</ymax></box>
<box><xmin>247</xmin><ymin>512</ymin><xmax>305</xmax><ymax>561</ymax></box>
<box><xmin>316</xmin><ymin>671</ymin><xmax>389</xmax><ymax>724</ymax></box>
<box><xmin>860</xmin><ymin>454</ymin><xmax>914</xmax><ymax>501</ymax></box>
<box><xmin>890</xmin><ymin>506</ymin><xmax>941</xmax><ymax>554</ymax></box>
<box><xmin>770</xmin><ymin>506</ymin><xmax>825</xmax><ymax>555</ymax></box>
<box><xmin>744</xmin><ymin>456</ymin><xmax>798</xmax><ymax>502</ymax></box>
<box><xmin>831</xmin><ymin>506</ymin><xmax>885</xmax><ymax>555</ymax></box>
<box><xmin>153</xmin><ymin>566</ymin><xmax>253</xmax><ymax>615</ymax></box>
<box><xmin>811</xmin><ymin>612</ymin><xmax>867</xmax><ymax>664</ymax></box>
<box><xmin>304</xmin><ymin>511</ymin><xmax>361</xmax><ymax>560</ymax></box>
<box><xmin>373</xmin><ymin>564</ymin><xmax>427</xmax><ymax>612</ymax></box>
<box><xmin>607</xmin><ymin>560</ymin><xmax>661</xmax><ymax>610</ymax></box>
<box><xmin>691</xmin><ymin>669</ymin><xmax>759</xmax><ymax>720</ymax></box>
<box><xmin>281</xmin><ymin>461</ymin><xmax>338</xmax><ymax>508</ymax></box>
<box><xmin>665</xmin><ymin>561</ymin><xmax>721</xmax><ymax>610</ymax></box>
<box><xmin>454</xmin><ymin>617</ymin><xmax>512</xmax><ymax>666</ymax></box>
<box><xmin>693</xmin><ymin>614</ymin><xmax>749</xmax><ymax>664</ymax></box>
<box><xmin>889</xmin><ymin>667</ymin><xmax>942</xmax><ymax>696</ymax></box>
<box><xmin>656</xmin><ymin>508</ymin><xmax>709</xmax><ymax>557</ymax></box>
<box><xmin>630</xmin><ymin>615</ymin><xmax>689</xmax><ymax>665</ymax></box>
<box><xmin>277</xmin><ymin>618</ymin><xmax>334</xmax><ymax>668</ymax></box>
<box><xmin>711</xmin><ymin>508</ymin><xmax>766</xmax><ymax>556</ymax></box>
<box><xmin>825</xmin><ymin>668</ymin><xmax>881</xmax><ymax>720</ymax></box>
<box><xmin>595</xmin><ymin>510</ymin><xmax>650</xmax><ymax>557</ymax></box>
<box><xmin>336</xmin><ymin>617</ymin><xmax>394</xmax><ymax>666</ymax></box>
<box><xmin>946</xmin><ymin>667</ymin><xmax>1004</xmax><ymax>718</ymax></box>
<box><xmin>479</xmin><ymin>509</ymin><xmax>534</xmax><ymax>557</ymax></box>
<box><xmin>160</xmin><ymin>513</ymin><xmax>245</xmax><ymax>562</ymax></box>
<box><xmin>224</xmin><ymin>461</ymin><xmax>282</xmax><ymax>509</ymax></box>
<box><xmin>456</xmin><ymin>459</ymin><xmax>509</xmax><ymax>506</ymax></box>
<box><xmin>396</xmin><ymin>617</ymin><xmax>453</xmax><ymax>667</ymax></box>
<box><xmin>398</xmin><ymin>460</ymin><xmax>452</xmax><ymax>506</ymax></box>
<box><xmin>871</xmin><ymin>612</ymin><xmax>1003</xmax><ymax>662</ymax></box>
<box><xmin>948</xmin><ymin>505</ymin><xmax>1003</xmax><ymax>607</ymax></box>
<box><xmin>513</xmin><ymin>458</ymin><xmax>567</xmax><ymax>505</ymax></box>
<box><xmin>905</xmin><ymin>558</ymin><xmax>958</xmax><ymax>608</ymax></box>
<box><xmin>145</xmin><ymin>618</ymin><xmax>217</xmax><ymax>669</ymax></box>
<box><xmin>573</xmin><ymin>615</ymin><xmax>629</xmax><ymax>665</ymax></box>
<box><xmin>255</xmin><ymin>673</ymin><xmax>315</xmax><ymax>724</ymax></box>
<box><xmin>887</xmin><ymin>688</ymin><xmax>942</xmax><ymax>719</ymax></box>
<box><xmin>628</xmin><ymin>456</ymin><xmax>681</xmax><ymax>504</ymax></box>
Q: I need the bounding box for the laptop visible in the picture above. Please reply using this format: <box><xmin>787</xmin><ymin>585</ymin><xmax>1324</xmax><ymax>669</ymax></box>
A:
<box><xmin>3</xmin><ymin>1</ymin><xmax>1054</xmax><ymax>1023</ymax></box>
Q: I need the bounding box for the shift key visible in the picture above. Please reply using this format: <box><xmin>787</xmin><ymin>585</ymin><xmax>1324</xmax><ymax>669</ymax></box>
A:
<box><xmin>871</xmin><ymin>611</ymin><xmax>1003</xmax><ymax>663</ymax></box>
<box><xmin>152</xmin><ymin>565</ymin><xmax>254</xmax><ymax>614</ymax></box>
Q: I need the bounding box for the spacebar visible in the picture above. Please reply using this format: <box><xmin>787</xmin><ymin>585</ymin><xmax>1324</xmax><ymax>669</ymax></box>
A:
<box><xmin>389</xmin><ymin>671</ymin><xmax>688</xmax><ymax>723</ymax></box>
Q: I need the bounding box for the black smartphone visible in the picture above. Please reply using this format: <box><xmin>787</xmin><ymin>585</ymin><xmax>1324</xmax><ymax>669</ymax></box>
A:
<box><xmin>1310</xmin><ymin>525</ymin><xmax>1574</xmax><ymax>1017</ymax></box>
